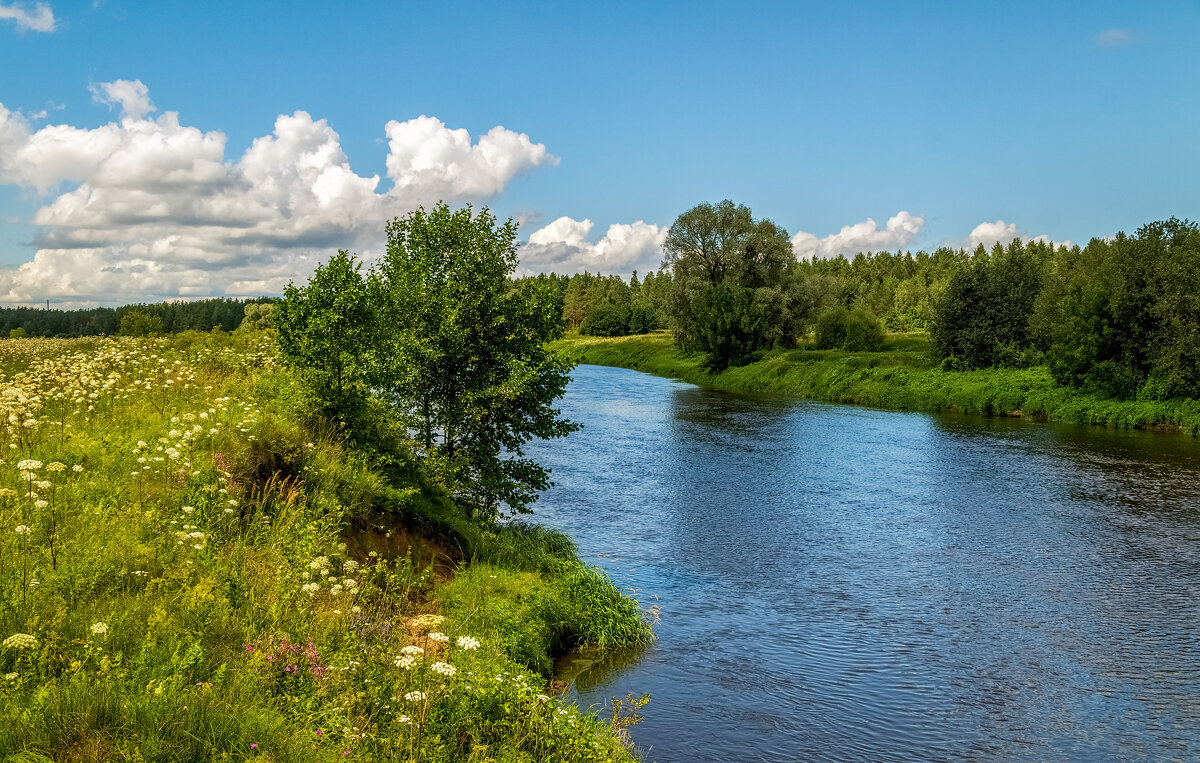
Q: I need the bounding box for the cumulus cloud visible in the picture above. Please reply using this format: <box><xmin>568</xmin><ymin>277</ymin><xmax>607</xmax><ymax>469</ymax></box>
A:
<box><xmin>791</xmin><ymin>211</ymin><xmax>924</xmax><ymax>258</ymax></box>
<box><xmin>385</xmin><ymin>116</ymin><xmax>557</xmax><ymax>199</ymax></box>
<box><xmin>0</xmin><ymin>1</ymin><xmax>55</xmax><ymax>32</ymax></box>
<box><xmin>518</xmin><ymin>216</ymin><xmax>666</xmax><ymax>275</ymax></box>
<box><xmin>964</xmin><ymin>219</ymin><xmax>1070</xmax><ymax>250</ymax></box>
<box><xmin>0</xmin><ymin>80</ymin><xmax>558</xmax><ymax>305</ymax></box>
<box><xmin>1095</xmin><ymin>28</ymin><xmax>1134</xmax><ymax>47</ymax></box>
<box><xmin>90</xmin><ymin>79</ymin><xmax>155</xmax><ymax>121</ymax></box>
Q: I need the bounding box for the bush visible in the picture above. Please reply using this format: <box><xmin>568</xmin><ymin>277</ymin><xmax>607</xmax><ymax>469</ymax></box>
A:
<box><xmin>812</xmin><ymin>307</ymin><xmax>884</xmax><ymax>351</ymax></box>
<box><xmin>118</xmin><ymin>309</ymin><xmax>164</xmax><ymax>337</ymax></box>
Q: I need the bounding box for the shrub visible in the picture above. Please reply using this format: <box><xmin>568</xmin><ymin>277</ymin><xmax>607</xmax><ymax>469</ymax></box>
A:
<box><xmin>812</xmin><ymin>306</ymin><xmax>884</xmax><ymax>351</ymax></box>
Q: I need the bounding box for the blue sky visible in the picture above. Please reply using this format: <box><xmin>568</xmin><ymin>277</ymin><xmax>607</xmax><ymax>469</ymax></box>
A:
<box><xmin>0</xmin><ymin>0</ymin><xmax>1197</xmax><ymax>304</ymax></box>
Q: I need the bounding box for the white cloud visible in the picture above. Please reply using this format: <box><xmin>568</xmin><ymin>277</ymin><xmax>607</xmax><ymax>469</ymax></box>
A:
<box><xmin>964</xmin><ymin>219</ymin><xmax>1071</xmax><ymax>250</ymax></box>
<box><xmin>90</xmin><ymin>79</ymin><xmax>155</xmax><ymax>121</ymax></box>
<box><xmin>1095</xmin><ymin>28</ymin><xmax>1134</xmax><ymax>47</ymax></box>
<box><xmin>385</xmin><ymin>115</ymin><xmax>557</xmax><ymax>200</ymax></box>
<box><xmin>0</xmin><ymin>1</ymin><xmax>55</xmax><ymax>32</ymax></box>
<box><xmin>0</xmin><ymin>81</ymin><xmax>557</xmax><ymax>305</ymax></box>
<box><xmin>519</xmin><ymin>216</ymin><xmax>666</xmax><ymax>275</ymax></box>
<box><xmin>791</xmin><ymin>211</ymin><xmax>924</xmax><ymax>258</ymax></box>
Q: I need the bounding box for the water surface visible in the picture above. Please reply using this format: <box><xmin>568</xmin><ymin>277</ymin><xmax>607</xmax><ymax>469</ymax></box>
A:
<box><xmin>527</xmin><ymin>365</ymin><xmax>1200</xmax><ymax>762</ymax></box>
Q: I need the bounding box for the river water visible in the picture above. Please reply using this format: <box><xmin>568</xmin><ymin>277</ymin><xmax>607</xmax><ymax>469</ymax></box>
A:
<box><xmin>524</xmin><ymin>365</ymin><xmax>1200</xmax><ymax>762</ymax></box>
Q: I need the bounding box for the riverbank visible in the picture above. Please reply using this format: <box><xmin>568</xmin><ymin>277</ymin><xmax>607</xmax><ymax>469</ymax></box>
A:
<box><xmin>0</xmin><ymin>333</ymin><xmax>650</xmax><ymax>762</ymax></box>
<box><xmin>550</xmin><ymin>332</ymin><xmax>1200</xmax><ymax>435</ymax></box>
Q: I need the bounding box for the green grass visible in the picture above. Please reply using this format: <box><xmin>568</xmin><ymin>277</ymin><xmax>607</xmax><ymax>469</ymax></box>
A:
<box><xmin>551</xmin><ymin>331</ymin><xmax>1200</xmax><ymax>434</ymax></box>
<box><xmin>0</xmin><ymin>332</ymin><xmax>651</xmax><ymax>763</ymax></box>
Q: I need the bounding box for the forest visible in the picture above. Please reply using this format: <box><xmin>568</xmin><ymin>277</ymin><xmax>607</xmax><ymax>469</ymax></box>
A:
<box><xmin>523</xmin><ymin>205</ymin><xmax>1200</xmax><ymax>400</ymax></box>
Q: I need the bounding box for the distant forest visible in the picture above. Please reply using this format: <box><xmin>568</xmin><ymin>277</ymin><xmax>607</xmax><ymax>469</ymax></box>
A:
<box><xmin>518</xmin><ymin>210</ymin><xmax>1200</xmax><ymax>400</ymax></box>
<box><xmin>0</xmin><ymin>297</ymin><xmax>276</xmax><ymax>337</ymax></box>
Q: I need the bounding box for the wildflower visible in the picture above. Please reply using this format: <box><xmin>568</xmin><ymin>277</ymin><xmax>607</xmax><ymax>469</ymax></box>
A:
<box><xmin>182</xmin><ymin>506</ymin><xmax>195</xmax><ymax>514</ymax></box>
<box><xmin>14</xmin><ymin>525</ymin><xmax>30</xmax><ymax>535</ymax></box>
<box><xmin>34</xmin><ymin>500</ymin><xmax>48</xmax><ymax>509</ymax></box>
<box><xmin>16</xmin><ymin>459</ymin><xmax>41</xmax><ymax>470</ymax></box>
<box><xmin>251</xmin><ymin>743</ymin><xmax>258</xmax><ymax>750</ymax></box>
<box><xmin>400</xmin><ymin>645</ymin><xmax>424</xmax><ymax>656</ymax></box>
<box><xmin>2</xmin><ymin>633</ymin><xmax>37</xmax><ymax>650</ymax></box>
<box><xmin>46</xmin><ymin>462</ymin><xmax>66</xmax><ymax>472</ymax></box>
<box><xmin>456</xmin><ymin>636</ymin><xmax>480</xmax><ymax>651</ymax></box>
<box><xmin>3</xmin><ymin>672</ymin><xmax>16</xmax><ymax>680</ymax></box>
<box><xmin>91</xmin><ymin>622</ymin><xmax>109</xmax><ymax>635</ymax></box>
<box><xmin>309</xmin><ymin>556</ymin><xmax>330</xmax><ymax>572</ymax></box>
<box><xmin>72</xmin><ymin>464</ymin><xmax>83</xmax><ymax>473</ymax></box>
<box><xmin>394</xmin><ymin>655</ymin><xmax>416</xmax><ymax>669</ymax></box>
<box><xmin>28</xmin><ymin>578</ymin><xmax>38</xmax><ymax>588</ymax></box>
<box><xmin>427</xmin><ymin>632</ymin><xmax>449</xmax><ymax>643</ymax></box>
<box><xmin>431</xmin><ymin>661</ymin><xmax>456</xmax><ymax>677</ymax></box>
<box><xmin>301</xmin><ymin>583</ymin><xmax>319</xmax><ymax>595</ymax></box>
<box><xmin>403</xmin><ymin>691</ymin><xmax>426</xmax><ymax>702</ymax></box>
<box><xmin>329</xmin><ymin>584</ymin><xmax>343</xmax><ymax>596</ymax></box>
<box><xmin>397</xmin><ymin>715</ymin><xmax>411</xmax><ymax>724</ymax></box>
<box><xmin>411</xmin><ymin>613</ymin><xmax>444</xmax><ymax>631</ymax></box>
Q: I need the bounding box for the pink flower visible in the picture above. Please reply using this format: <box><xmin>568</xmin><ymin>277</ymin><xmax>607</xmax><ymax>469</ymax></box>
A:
<box><xmin>251</xmin><ymin>743</ymin><xmax>258</xmax><ymax>749</ymax></box>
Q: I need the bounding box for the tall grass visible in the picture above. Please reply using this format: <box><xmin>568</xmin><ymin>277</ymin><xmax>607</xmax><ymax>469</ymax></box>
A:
<box><xmin>0</xmin><ymin>332</ymin><xmax>649</xmax><ymax>762</ymax></box>
<box><xmin>551</xmin><ymin>331</ymin><xmax>1200</xmax><ymax>434</ymax></box>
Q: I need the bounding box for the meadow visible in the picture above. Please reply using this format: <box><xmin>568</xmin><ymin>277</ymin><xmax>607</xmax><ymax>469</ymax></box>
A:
<box><xmin>0</xmin><ymin>331</ymin><xmax>651</xmax><ymax>763</ymax></box>
<box><xmin>551</xmin><ymin>331</ymin><xmax>1200</xmax><ymax>434</ymax></box>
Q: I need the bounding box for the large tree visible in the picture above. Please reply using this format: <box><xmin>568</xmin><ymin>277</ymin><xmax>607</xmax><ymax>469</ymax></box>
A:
<box><xmin>661</xmin><ymin>200</ymin><xmax>802</xmax><ymax>369</ymax></box>
<box><xmin>372</xmin><ymin>203</ymin><xmax>578</xmax><ymax>521</ymax></box>
<box><xmin>273</xmin><ymin>250</ymin><xmax>375</xmax><ymax>425</ymax></box>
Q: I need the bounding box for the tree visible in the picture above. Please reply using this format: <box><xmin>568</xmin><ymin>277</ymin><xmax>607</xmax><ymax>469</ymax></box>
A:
<box><xmin>662</xmin><ymin>200</ymin><xmax>804</xmax><ymax>369</ymax></box>
<box><xmin>119</xmin><ymin>309</ymin><xmax>164</xmax><ymax>337</ymax></box>
<box><xmin>239</xmin><ymin>302</ymin><xmax>275</xmax><ymax>331</ymax></box>
<box><xmin>372</xmin><ymin>203</ymin><xmax>578</xmax><ymax>521</ymax></box>
<box><xmin>930</xmin><ymin>240</ymin><xmax>1045</xmax><ymax>369</ymax></box>
<box><xmin>274</xmin><ymin>251</ymin><xmax>375</xmax><ymax>425</ymax></box>
<box><xmin>1041</xmin><ymin>218</ymin><xmax>1200</xmax><ymax>398</ymax></box>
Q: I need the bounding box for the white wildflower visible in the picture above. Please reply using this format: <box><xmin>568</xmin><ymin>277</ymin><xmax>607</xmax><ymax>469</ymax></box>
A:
<box><xmin>2</xmin><ymin>633</ymin><xmax>36</xmax><ymax>650</ymax></box>
<box><xmin>456</xmin><ymin>636</ymin><xmax>480</xmax><ymax>651</ymax></box>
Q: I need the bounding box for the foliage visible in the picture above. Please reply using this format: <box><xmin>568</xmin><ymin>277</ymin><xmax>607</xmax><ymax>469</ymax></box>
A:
<box><xmin>274</xmin><ymin>250</ymin><xmax>375</xmax><ymax>426</ymax></box>
<box><xmin>371</xmin><ymin>204</ymin><xmax>579</xmax><ymax>522</ymax></box>
<box><xmin>0</xmin><ymin>332</ymin><xmax>648</xmax><ymax>762</ymax></box>
<box><xmin>1039</xmin><ymin>219</ymin><xmax>1200</xmax><ymax>399</ymax></box>
<box><xmin>8</xmin><ymin>327</ymin><xmax>25</xmax><ymax>339</ymax></box>
<box><xmin>0</xmin><ymin>298</ymin><xmax>273</xmax><ymax>338</ymax></box>
<box><xmin>929</xmin><ymin>240</ymin><xmax>1048</xmax><ymax>369</ymax></box>
<box><xmin>240</xmin><ymin>302</ymin><xmax>276</xmax><ymax>331</ymax></box>
<box><xmin>118</xmin><ymin>308</ymin><xmax>165</xmax><ymax>337</ymax></box>
<box><xmin>812</xmin><ymin>306</ymin><xmax>885</xmax><ymax>351</ymax></box>
<box><xmin>662</xmin><ymin>200</ymin><xmax>806</xmax><ymax>370</ymax></box>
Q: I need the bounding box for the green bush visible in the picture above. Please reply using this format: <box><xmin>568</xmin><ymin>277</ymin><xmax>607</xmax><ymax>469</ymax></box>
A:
<box><xmin>812</xmin><ymin>307</ymin><xmax>884</xmax><ymax>351</ymax></box>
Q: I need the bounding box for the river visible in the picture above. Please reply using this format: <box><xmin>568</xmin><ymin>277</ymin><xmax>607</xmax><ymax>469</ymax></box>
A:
<box><xmin>524</xmin><ymin>364</ymin><xmax>1200</xmax><ymax>762</ymax></box>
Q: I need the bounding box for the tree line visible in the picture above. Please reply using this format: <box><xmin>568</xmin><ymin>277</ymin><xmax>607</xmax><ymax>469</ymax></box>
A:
<box><xmin>527</xmin><ymin>201</ymin><xmax>1200</xmax><ymax>400</ymax></box>
<box><xmin>0</xmin><ymin>298</ymin><xmax>275</xmax><ymax>338</ymax></box>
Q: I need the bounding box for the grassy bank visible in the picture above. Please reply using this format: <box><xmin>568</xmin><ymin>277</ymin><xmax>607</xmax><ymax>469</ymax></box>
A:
<box><xmin>0</xmin><ymin>333</ymin><xmax>651</xmax><ymax>763</ymax></box>
<box><xmin>551</xmin><ymin>332</ymin><xmax>1200</xmax><ymax>435</ymax></box>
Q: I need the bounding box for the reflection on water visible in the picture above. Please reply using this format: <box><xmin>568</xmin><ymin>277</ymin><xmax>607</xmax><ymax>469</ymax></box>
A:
<box><xmin>527</xmin><ymin>365</ymin><xmax>1200</xmax><ymax>762</ymax></box>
